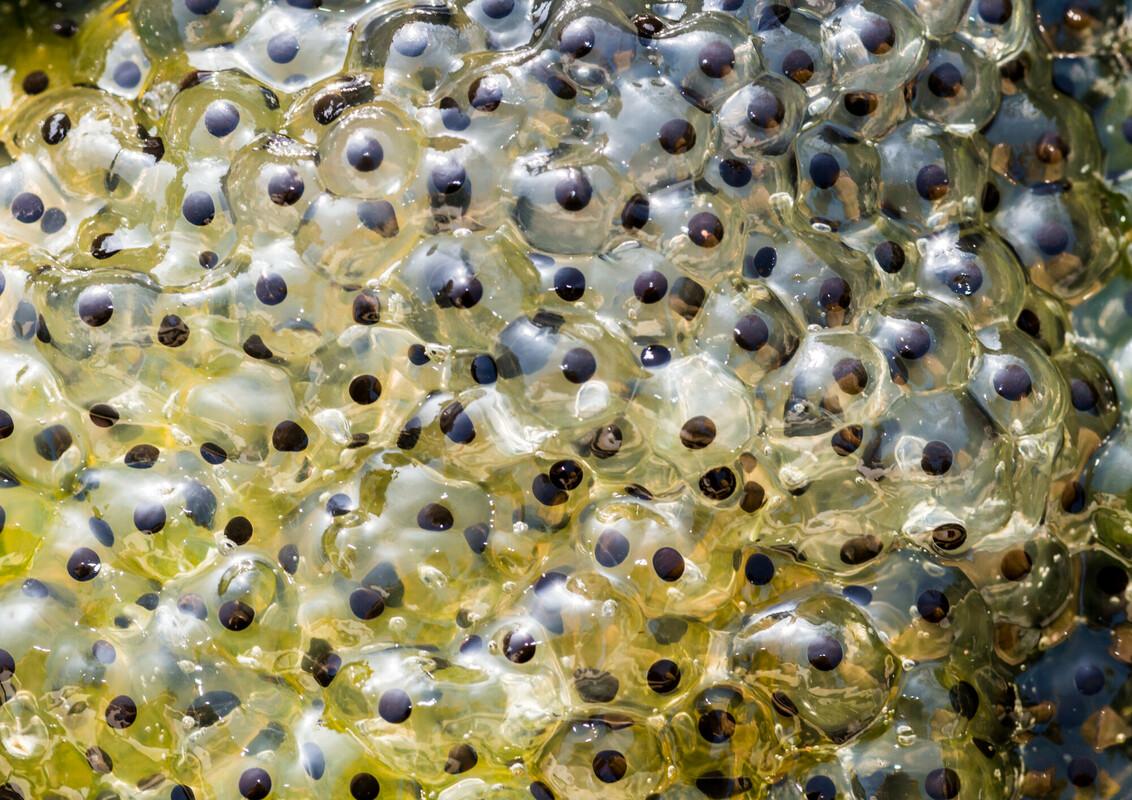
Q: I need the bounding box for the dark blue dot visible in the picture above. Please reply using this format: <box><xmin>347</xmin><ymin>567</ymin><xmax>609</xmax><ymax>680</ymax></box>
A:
<box><xmin>346</xmin><ymin>135</ymin><xmax>383</xmax><ymax>171</ymax></box>
<box><xmin>746</xmin><ymin>245</ymin><xmax>776</xmax><ymax>277</ymax></box>
<box><xmin>357</xmin><ymin>201</ymin><xmax>398</xmax><ymax>236</ymax></box>
<box><xmin>440</xmin><ymin>98</ymin><xmax>471</xmax><ymax>131</ymax></box>
<box><xmin>301</xmin><ymin>742</ymin><xmax>325</xmax><ymax>780</ymax></box>
<box><xmin>113</xmin><ymin>61</ymin><xmax>141</xmax><ymax>89</ymax></box>
<box><xmin>471</xmin><ymin>354</ymin><xmax>497</xmax><ymax>384</ymax></box>
<box><xmin>267</xmin><ymin>168</ymin><xmax>304</xmax><ymax>206</ymax></box>
<box><xmin>182</xmin><ymin>192</ymin><xmax>215</xmax><ymax>226</ymax></box>
<box><xmin>204</xmin><ymin>101</ymin><xmax>239</xmax><ymax>138</ymax></box>
<box><xmin>641</xmin><ymin>344</ymin><xmax>670</xmax><ymax>368</ymax></box>
<box><xmin>11</xmin><ymin>193</ymin><xmax>43</xmax><ymax>224</ymax></box>
<box><xmin>482</xmin><ymin>0</ymin><xmax>514</xmax><ymax>17</ymax></box>
<box><xmin>184</xmin><ymin>0</ymin><xmax>220</xmax><ymax>14</ymax></box>
<box><xmin>1067</xmin><ymin>757</ymin><xmax>1097</xmax><ymax>788</ymax></box>
<box><xmin>842</xmin><ymin>585</ymin><xmax>872</xmax><ymax>605</ymax></box>
<box><xmin>553</xmin><ymin>266</ymin><xmax>585</xmax><ymax>301</ymax></box>
<box><xmin>89</xmin><ymin>517</ymin><xmax>114</xmax><ymax>547</ymax></box>
<box><xmin>809</xmin><ymin>153</ymin><xmax>841</xmax><ymax>189</ymax></box>
<box><xmin>1075</xmin><ymin>663</ymin><xmax>1105</xmax><ymax>695</ymax></box>
<box><xmin>719</xmin><ymin>158</ymin><xmax>752</xmax><ymax>187</ymax></box>
<box><xmin>393</xmin><ymin>25</ymin><xmax>428</xmax><ymax>57</ymax></box>
<box><xmin>744</xmin><ymin>554</ymin><xmax>774</xmax><ymax>585</ymax></box>
<box><xmin>40</xmin><ymin>207</ymin><xmax>66</xmax><ymax>233</ymax></box>
<box><xmin>267</xmin><ymin>34</ymin><xmax>300</xmax><ymax>65</ymax></box>
<box><xmin>430</xmin><ymin>163</ymin><xmax>467</xmax><ymax>195</ymax></box>
<box><xmin>804</xmin><ymin>775</ymin><xmax>837</xmax><ymax>800</ymax></box>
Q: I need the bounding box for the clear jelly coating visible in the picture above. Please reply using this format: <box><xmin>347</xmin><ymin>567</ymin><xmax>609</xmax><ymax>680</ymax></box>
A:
<box><xmin>0</xmin><ymin>0</ymin><xmax>1127</xmax><ymax>798</ymax></box>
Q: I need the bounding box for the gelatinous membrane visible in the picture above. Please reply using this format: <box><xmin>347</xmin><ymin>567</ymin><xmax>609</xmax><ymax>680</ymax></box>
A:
<box><xmin>0</xmin><ymin>0</ymin><xmax>1128</xmax><ymax>798</ymax></box>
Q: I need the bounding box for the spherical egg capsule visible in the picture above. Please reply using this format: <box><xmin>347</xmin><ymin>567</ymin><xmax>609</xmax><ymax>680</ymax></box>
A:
<box><xmin>316</xmin><ymin>102</ymin><xmax>421</xmax><ymax>198</ymax></box>
<box><xmin>910</xmin><ymin>37</ymin><xmax>1001</xmax><ymax>131</ymax></box>
<box><xmin>875</xmin><ymin>119</ymin><xmax>987</xmax><ymax>232</ymax></box>
<box><xmin>915</xmin><ymin>226</ymin><xmax>1027</xmax><ymax>328</ymax></box>
<box><xmin>160</xmin><ymin>71</ymin><xmax>283</xmax><ymax>163</ymax></box>
<box><xmin>823</xmin><ymin>0</ymin><xmax>928</xmax><ymax>95</ymax></box>
<box><xmin>507</xmin><ymin>157</ymin><xmax>626</xmax><ymax>255</ymax></box>
<box><xmin>732</xmin><ymin>592</ymin><xmax>900</xmax><ymax>743</ymax></box>
<box><xmin>991</xmin><ymin>180</ymin><xmax>1119</xmax><ymax>303</ymax></box>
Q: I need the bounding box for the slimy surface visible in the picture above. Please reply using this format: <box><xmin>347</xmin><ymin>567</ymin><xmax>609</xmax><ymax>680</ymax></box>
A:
<box><xmin>0</xmin><ymin>0</ymin><xmax>1128</xmax><ymax>798</ymax></box>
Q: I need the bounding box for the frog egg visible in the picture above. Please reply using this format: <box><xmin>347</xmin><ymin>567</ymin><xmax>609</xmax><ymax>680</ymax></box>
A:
<box><xmin>958</xmin><ymin>0</ymin><xmax>1029</xmax><ymax>61</ymax></box>
<box><xmin>651</xmin><ymin>15</ymin><xmax>761</xmax><ymax>112</ymax></box>
<box><xmin>296</xmin><ymin>193</ymin><xmax>420</xmax><ymax>282</ymax></box>
<box><xmin>76</xmin><ymin>21</ymin><xmax>151</xmax><ymax>100</ymax></box>
<box><xmin>224</xmin><ymin>133</ymin><xmax>322</xmax><ymax>239</ymax></box>
<box><xmin>465</xmin><ymin>0</ymin><xmax>536</xmax><ymax>51</ymax></box>
<box><xmin>230</xmin><ymin>3</ymin><xmax>359</xmax><ymax>93</ymax></box>
<box><xmin>910</xmin><ymin>37</ymin><xmax>1001</xmax><ymax>132</ymax></box>
<box><xmin>131</xmin><ymin>0</ymin><xmax>264</xmax><ymax>55</ymax></box>
<box><xmin>794</xmin><ymin>122</ymin><xmax>880</xmax><ymax>230</ymax></box>
<box><xmin>1016</xmin><ymin>283</ymin><xmax>1070</xmax><ymax>356</ymax></box>
<box><xmin>757</xmin><ymin>331</ymin><xmax>892</xmax><ymax>483</ymax></box>
<box><xmin>306</xmin><ymin>325</ymin><xmax>437</xmax><ymax>450</ymax></box>
<box><xmin>991</xmin><ymin>180</ymin><xmax>1119</xmax><ymax>303</ymax></box>
<box><xmin>1054</xmin><ymin>349</ymin><xmax>1120</xmax><ymax>467</ymax></box>
<box><xmin>160</xmin><ymin>71</ymin><xmax>282</xmax><ymax>164</ymax></box>
<box><xmin>550</xmin><ymin>8</ymin><xmax>645</xmax><ymax>91</ymax></box>
<box><xmin>822</xmin><ymin>0</ymin><xmax>928</xmax><ymax>95</ymax></box>
<box><xmin>846</xmin><ymin>548</ymin><xmax>995</xmax><ymax>664</ymax></box>
<box><xmin>574</xmin><ymin>493</ymin><xmax>741</xmax><ymax>618</ymax></box>
<box><xmin>982</xmin><ymin>88</ymin><xmax>1102</xmax><ymax>187</ymax></box>
<box><xmin>758</xmin><ymin>234</ymin><xmax>875</xmax><ymax>328</ymax></box>
<box><xmin>751</xmin><ymin>4</ymin><xmax>831</xmax><ymax>100</ymax></box>
<box><xmin>9</xmin><ymin>88</ymin><xmax>137</xmax><ymax>199</ymax></box>
<box><xmin>716</xmin><ymin>75</ymin><xmax>807</xmax><ymax>159</ymax></box>
<box><xmin>348</xmin><ymin>5</ymin><xmax>483</xmax><ymax>101</ymax></box>
<box><xmin>390</xmin><ymin>231</ymin><xmax>539</xmax><ymax>347</ymax></box>
<box><xmin>693</xmin><ymin>272</ymin><xmax>802</xmax><ymax>386</ymax></box>
<box><xmin>861</xmin><ymin>296</ymin><xmax>977</xmax><ymax>392</ymax></box>
<box><xmin>315</xmin><ymin>102</ymin><xmax>421</xmax><ymax>199</ymax></box>
<box><xmin>870</xmin><ymin>390</ymin><xmax>1016</xmax><ymax>526</ymax></box>
<box><xmin>732</xmin><ymin>593</ymin><xmax>900</xmax><ymax>742</ymax></box>
<box><xmin>969</xmin><ymin>324</ymin><xmax>1068</xmax><ymax>436</ymax></box>
<box><xmin>594</xmin><ymin>77</ymin><xmax>710</xmax><ymax>190</ymax></box>
<box><xmin>507</xmin><ymin>156</ymin><xmax>627</xmax><ymax>255</ymax></box>
<box><xmin>414</xmin><ymin>142</ymin><xmax>511</xmax><ymax>233</ymax></box>
<box><xmin>636</xmin><ymin>352</ymin><xmax>758</xmax><ymax>475</ymax></box>
<box><xmin>915</xmin><ymin>227</ymin><xmax>1027</xmax><ymax>328</ymax></box>
<box><xmin>875</xmin><ymin>119</ymin><xmax>987</xmax><ymax>233</ymax></box>
<box><xmin>668</xmin><ymin>681</ymin><xmax>779</xmax><ymax>790</ymax></box>
<box><xmin>822</xmin><ymin>82</ymin><xmax>908</xmax><ymax>139</ymax></box>
<box><xmin>536</xmin><ymin>713</ymin><xmax>669</xmax><ymax>798</ymax></box>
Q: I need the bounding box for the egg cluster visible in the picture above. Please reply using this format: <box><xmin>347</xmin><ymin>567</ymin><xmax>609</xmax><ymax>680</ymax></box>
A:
<box><xmin>0</xmin><ymin>0</ymin><xmax>1128</xmax><ymax>797</ymax></box>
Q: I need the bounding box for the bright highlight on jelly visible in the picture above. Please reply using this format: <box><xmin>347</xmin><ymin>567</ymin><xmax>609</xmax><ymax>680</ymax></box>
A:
<box><xmin>0</xmin><ymin>0</ymin><xmax>1129</xmax><ymax>798</ymax></box>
